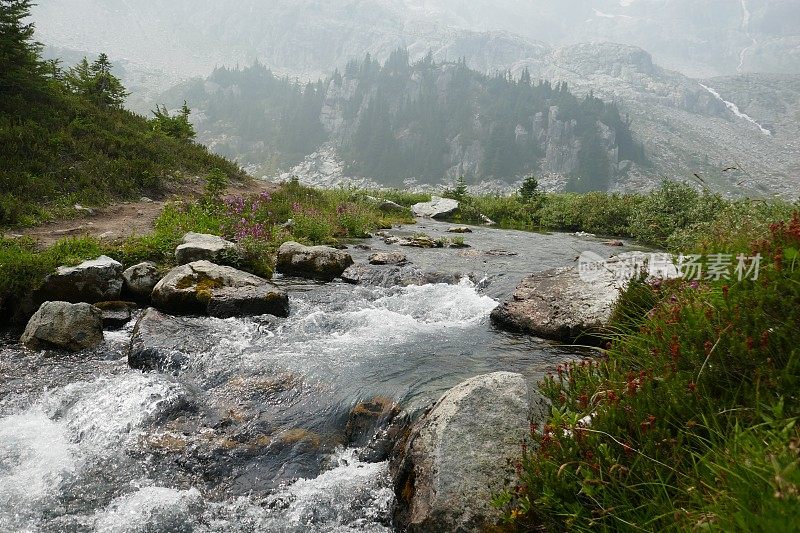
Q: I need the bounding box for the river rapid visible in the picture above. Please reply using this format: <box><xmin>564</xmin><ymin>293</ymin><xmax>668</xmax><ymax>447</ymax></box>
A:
<box><xmin>0</xmin><ymin>221</ymin><xmax>630</xmax><ymax>532</ymax></box>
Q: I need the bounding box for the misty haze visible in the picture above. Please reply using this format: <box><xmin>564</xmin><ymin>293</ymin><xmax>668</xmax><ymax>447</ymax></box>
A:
<box><xmin>1</xmin><ymin>1</ymin><xmax>799</xmax><ymax>531</ymax></box>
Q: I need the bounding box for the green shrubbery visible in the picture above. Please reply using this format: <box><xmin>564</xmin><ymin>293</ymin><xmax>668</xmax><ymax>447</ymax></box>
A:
<box><xmin>0</xmin><ymin>182</ymin><xmax>413</xmax><ymax>321</ymax></box>
<box><xmin>495</xmin><ymin>213</ymin><xmax>800</xmax><ymax>531</ymax></box>
<box><xmin>456</xmin><ymin>180</ymin><xmax>795</xmax><ymax>250</ymax></box>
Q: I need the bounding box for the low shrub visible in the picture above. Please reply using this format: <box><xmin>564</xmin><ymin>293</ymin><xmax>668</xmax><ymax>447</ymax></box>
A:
<box><xmin>495</xmin><ymin>212</ymin><xmax>800</xmax><ymax>531</ymax></box>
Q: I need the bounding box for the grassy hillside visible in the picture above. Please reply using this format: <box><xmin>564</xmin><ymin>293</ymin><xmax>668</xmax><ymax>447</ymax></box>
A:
<box><xmin>0</xmin><ymin>89</ymin><xmax>242</xmax><ymax>226</ymax></box>
<box><xmin>495</xmin><ymin>207</ymin><xmax>800</xmax><ymax>531</ymax></box>
<box><xmin>0</xmin><ymin>0</ymin><xmax>242</xmax><ymax>227</ymax></box>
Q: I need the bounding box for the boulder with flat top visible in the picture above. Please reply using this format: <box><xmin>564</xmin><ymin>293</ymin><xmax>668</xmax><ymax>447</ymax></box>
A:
<box><xmin>151</xmin><ymin>260</ymin><xmax>288</xmax><ymax>317</ymax></box>
<box><xmin>276</xmin><ymin>241</ymin><xmax>353</xmax><ymax>281</ymax></box>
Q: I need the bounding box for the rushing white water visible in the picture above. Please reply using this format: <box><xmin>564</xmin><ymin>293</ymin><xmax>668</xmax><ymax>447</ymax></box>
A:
<box><xmin>92</xmin><ymin>449</ymin><xmax>392</xmax><ymax>532</ymax></box>
<box><xmin>0</xmin><ymin>223</ymin><xmax>623</xmax><ymax>531</ymax></box>
<box><xmin>699</xmin><ymin>83</ymin><xmax>771</xmax><ymax>136</ymax></box>
<box><xmin>737</xmin><ymin>0</ymin><xmax>757</xmax><ymax>74</ymax></box>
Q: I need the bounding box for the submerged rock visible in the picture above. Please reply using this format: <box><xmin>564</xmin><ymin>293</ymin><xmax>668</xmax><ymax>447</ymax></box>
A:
<box><xmin>122</xmin><ymin>261</ymin><xmax>161</xmax><ymax>301</ymax></box>
<box><xmin>21</xmin><ymin>301</ymin><xmax>104</xmax><ymax>352</ymax></box>
<box><xmin>33</xmin><ymin>255</ymin><xmax>124</xmax><ymax>305</ymax></box>
<box><xmin>346</xmin><ymin>396</ymin><xmax>400</xmax><ymax>447</ymax></box>
<box><xmin>276</xmin><ymin>241</ymin><xmax>353</xmax><ymax>281</ymax></box>
<box><xmin>175</xmin><ymin>232</ymin><xmax>237</xmax><ymax>265</ymax></box>
<box><xmin>152</xmin><ymin>261</ymin><xmax>287</xmax><ymax>317</ymax></box>
<box><xmin>411</xmin><ymin>196</ymin><xmax>459</xmax><ymax>220</ymax></box>
<box><xmin>391</xmin><ymin>372</ymin><xmax>549</xmax><ymax>532</ymax></box>
<box><xmin>128</xmin><ymin>308</ymin><xmax>217</xmax><ymax>371</ymax></box>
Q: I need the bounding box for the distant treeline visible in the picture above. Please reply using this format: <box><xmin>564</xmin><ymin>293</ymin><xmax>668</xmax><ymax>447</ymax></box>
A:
<box><xmin>174</xmin><ymin>49</ymin><xmax>646</xmax><ymax>190</ymax></box>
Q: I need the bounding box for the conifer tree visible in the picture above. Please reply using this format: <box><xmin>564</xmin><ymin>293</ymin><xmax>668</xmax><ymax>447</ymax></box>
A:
<box><xmin>89</xmin><ymin>53</ymin><xmax>128</xmax><ymax>107</ymax></box>
<box><xmin>0</xmin><ymin>0</ymin><xmax>47</xmax><ymax>102</ymax></box>
<box><xmin>65</xmin><ymin>53</ymin><xmax>128</xmax><ymax>107</ymax></box>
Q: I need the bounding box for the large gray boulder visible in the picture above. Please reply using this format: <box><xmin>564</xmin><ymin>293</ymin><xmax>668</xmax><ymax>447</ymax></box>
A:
<box><xmin>151</xmin><ymin>261</ymin><xmax>288</xmax><ymax>317</ymax></box>
<box><xmin>21</xmin><ymin>301</ymin><xmax>104</xmax><ymax>352</ymax></box>
<box><xmin>411</xmin><ymin>196</ymin><xmax>460</xmax><ymax>220</ymax></box>
<box><xmin>341</xmin><ymin>263</ymin><xmax>468</xmax><ymax>287</ymax></box>
<box><xmin>491</xmin><ymin>265</ymin><xmax>622</xmax><ymax>343</ymax></box>
<box><xmin>275</xmin><ymin>241</ymin><xmax>353</xmax><ymax>281</ymax></box>
<box><xmin>122</xmin><ymin>261</ymin><xmax>161</xmax><ymax>301</ymax></box>
<box><xmin>206</xmin><ymin>285</ymin><xmax>290</xmax><ymax>319</ymax></box>
<box><xmin>34</xmin><ymin>255</ymin><xmax>123</xmax><ymax>304</ymax></box>
<box><xmin>491</xmin><ymin>252</ymin><xmax>672</xmax><ymax>343</ymax></box>
<box><xmin>391</xmin><ymin>372</ymin><xmax>549</xmax><ymax>532</ymax></box>
<box><xmin>128</xmin><ymin>308</ymin><xmax>217</xmax><ymax>371</ymax></box>
<box><xmin>175</xmin><ymin>232</ymin><xmax>237</xmax><ymax>265</ymax></box>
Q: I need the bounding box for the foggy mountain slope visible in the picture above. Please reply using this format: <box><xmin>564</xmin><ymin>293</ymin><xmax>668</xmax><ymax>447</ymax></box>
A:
<box><xmin>29</xmin><ymin>0</ymin><xmax>800</xmax><ymax>196</ymax></box>
<box><xmin>31</xmin><ymin>0</ymin><xmax>800</xmax><ymax>81</ymax></box>
<box><xmin>511</xmin><ymin>44</ymin><xmax>800</xmax><ymax>197</ymax></box>
<box><xmin>168</xmin><ymin>52</ymin><xmax>645</xmax><ymax>192</ymax></box>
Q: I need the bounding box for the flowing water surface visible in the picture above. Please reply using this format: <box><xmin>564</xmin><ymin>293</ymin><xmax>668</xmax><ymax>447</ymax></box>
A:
<box><xmin>0</xmin><ymin>222</ymin><xmax>634</xmax><ymax>532</ymax></box>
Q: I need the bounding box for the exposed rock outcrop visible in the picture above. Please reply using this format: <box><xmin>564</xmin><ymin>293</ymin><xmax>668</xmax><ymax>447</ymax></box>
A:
<box><xmin>175</xmin><ymin>232</ymin><xmax>237</xmax><ymax>265</ymax></box>
<box><xmin>275</xmin><ymin>241</ymin><xmax>353</xmax><ymax>281</ymax></box>
<box><xmin>151</xmin><ymin>261</ymin><xmax>288</xmax><ymax>317</ymax></box>
<box><xmin>391</xmin><ymin>372</ymin><xmax>549</xmax><ymax>532</ymax></box>
<box><xmin>21</xmin><ymin>301</ymin><xmax>104</xmax><ymax>352</ymax></box>
<box><xmin>411</xmin><ymin>197</ymin><xmax>460</xmax><ymax>220</ymax></box>
<box><xmin>368</xmin><ymin>252</ymin><xmax>408</xmax><ymax>266</ymax></box>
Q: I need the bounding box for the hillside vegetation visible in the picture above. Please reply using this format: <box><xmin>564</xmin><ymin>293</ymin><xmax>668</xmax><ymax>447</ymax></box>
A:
<box><xmin>0</xmin><ymin>0</ymin><xmax>241</xmax><ymax>227</ymax></box>
<box><xmin>494</xmin><ymin>197</ymin><xmax>800</xmax><ymax>530</ymax></box>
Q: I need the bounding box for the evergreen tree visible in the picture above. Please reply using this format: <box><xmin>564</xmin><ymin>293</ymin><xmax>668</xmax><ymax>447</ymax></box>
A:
<box><xmin>65</xmin><ymin>53</ymin><xmax>128</xmax><ymax>107</ymax></box>
<box><xmin>64</xmin><ymin>57</ymin><xmax>93</xmax><ymax>95</ymax></box>
<box><xmin>519</xmin><ymin>174</ymin><xmax>540</xmax><ymax>202</ymax></box>
<box><xmin>150</xmin><ymin>101</ymin><xmax>196</xmax><ymax>140</ymax></box>
<box><xmin>89</xmin><ymin>53</ymin><xmax>128</xmax><ymax>107</ymax></box>
<box><xmin>0</xmin><ymin>0</ymin><xmax>48</xmax><ymax>104</ymax></box>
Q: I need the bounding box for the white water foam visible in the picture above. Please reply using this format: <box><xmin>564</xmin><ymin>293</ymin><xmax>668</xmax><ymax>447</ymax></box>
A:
<box><xmin>699</xmin><ymin>83</ymin><xmax>771</xmax><ymax>136</ymax></box>
<box><xmin>0</xmin><ymin>409</ymin><xmax>78</xmax><ymax>532</ymax></box>
<box><xmin>0</xmin><ymin>373</ymin><xmax>191</xmax><ymax>530</ymax></box>
<box><xmin>91</xmin><ymin>449</ymin><xmax>392</xmax><ymax>533</ymax></box>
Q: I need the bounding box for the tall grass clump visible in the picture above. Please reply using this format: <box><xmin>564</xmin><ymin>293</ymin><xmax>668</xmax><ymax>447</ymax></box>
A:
<box><xmin>495</xmin><ymin>212</ymin><xmax>800</xmax><ymax>531</ymax></box>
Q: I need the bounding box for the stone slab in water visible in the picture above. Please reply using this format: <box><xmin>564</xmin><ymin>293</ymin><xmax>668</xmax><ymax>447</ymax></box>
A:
<box><xmin>411</xmin><ymin>196</ymin><xmax>459</xmax><ymax>219</ymax></box>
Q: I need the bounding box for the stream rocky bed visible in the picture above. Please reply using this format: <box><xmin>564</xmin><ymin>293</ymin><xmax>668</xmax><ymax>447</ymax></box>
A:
<box><xmin>0</xmin><ymin>221</ymin><xmax>637</xmax><ymax>532</ymax></box>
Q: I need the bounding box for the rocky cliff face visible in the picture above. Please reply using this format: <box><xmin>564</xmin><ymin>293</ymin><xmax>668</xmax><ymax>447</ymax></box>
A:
<box><xmin>511</xmin><ymin>44</ymin><xmax>800</xmax><ymax>197</ymax></box>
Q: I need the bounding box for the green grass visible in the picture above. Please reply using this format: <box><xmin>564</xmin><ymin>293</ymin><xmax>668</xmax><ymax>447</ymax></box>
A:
<box><xmin>452</xmin><ymin>181</ymin><xmax>796</xmax><ymax>250</ymax></box>
<box><xmin>494</xmin><ymin>212</ymin><xmax>800</xmax><ymax>531</ymax></box>
<box><xmin>0</xmin><ymin>182</ymin><xmax>414</xmax><ymax>323</ymax></box>
<box><xmin>0</xmin><ymin>84</ymin><xmax>243</xmax><ymax>227</ymax></box>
